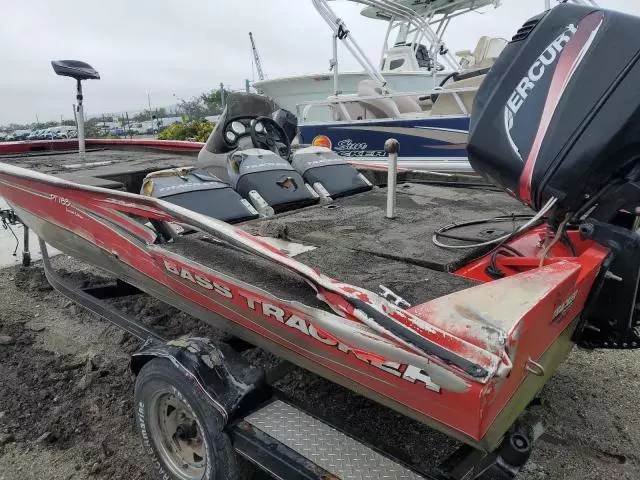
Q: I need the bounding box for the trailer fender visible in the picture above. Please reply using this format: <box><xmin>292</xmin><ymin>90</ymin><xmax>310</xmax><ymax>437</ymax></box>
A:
<box><xmin>131</xmin><ymin>337</ymin><xmax>267</xmax><ymax>425</ymax></box>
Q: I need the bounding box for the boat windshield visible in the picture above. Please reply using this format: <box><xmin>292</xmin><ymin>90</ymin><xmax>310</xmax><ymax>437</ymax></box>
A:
<box><xmin>204</xmin><ymin>92</ymin><xmax>282</xmax><ymax>155</ymax></box>
<box><xmin>224</xmin><ymin>92</ymin><xmax>280</xmax><ymax>119</ymax></box>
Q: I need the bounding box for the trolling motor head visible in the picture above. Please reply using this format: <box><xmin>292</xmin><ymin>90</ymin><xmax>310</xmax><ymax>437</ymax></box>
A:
<box><xmin>467</xmin><ymin>4</ymin><xmax>640</xmax><ymax>221</ymax></box>
<box><xmin>51</xmin><ymin>60</ymin><xmax>100</xmax><ymax>161</ymax></box>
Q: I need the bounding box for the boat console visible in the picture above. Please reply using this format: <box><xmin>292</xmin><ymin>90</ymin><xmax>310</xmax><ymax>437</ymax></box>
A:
<box><xmin>191</xmin><ymin>93</ymin><xmax>372</xmax><ymax>214</ymax></box>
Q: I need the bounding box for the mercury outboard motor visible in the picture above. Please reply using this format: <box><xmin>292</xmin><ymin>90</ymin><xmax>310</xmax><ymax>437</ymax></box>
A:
<box><xmin>469</xmin><ymin>4</ymin><xmax>640</xmax><ymax>217</ymax></box>
<box><xmin>468</xmin><ymin>4</ymin><xmax>640</xmax><ymax>350</ymax></box>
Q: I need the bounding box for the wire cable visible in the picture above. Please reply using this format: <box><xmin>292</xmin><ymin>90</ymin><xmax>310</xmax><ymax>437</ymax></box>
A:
<box><xmin>432</xmin><ymin>197</ymin><xmax>558</xmax><ymax>250</ymax></box>
<box><xmin>486</xmin><ymin>245</ymin><xmax>525</xmax><ymax>279</ymax></box>
<box><xmin>433</xmin><ymin>214</ymin><xmax>534</xmax><ymax>243</ymax></box>
<box><xmin>539</xmin><ymin>212</ymin><xmax>572</xmax><ymax>267</ymax></box>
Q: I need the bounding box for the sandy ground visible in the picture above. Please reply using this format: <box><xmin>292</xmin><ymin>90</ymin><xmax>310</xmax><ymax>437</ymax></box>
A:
<box><xmin>0</xmin><ymin>255</ymin><xmax>639</xmax><ymax>480</ymax></box>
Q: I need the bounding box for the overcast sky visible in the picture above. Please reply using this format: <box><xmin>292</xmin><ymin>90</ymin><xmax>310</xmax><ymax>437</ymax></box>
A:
<box><xmin>1</xmin><ymin>0</ymin><xmax>638</xmax><ymax>125</ymax></box>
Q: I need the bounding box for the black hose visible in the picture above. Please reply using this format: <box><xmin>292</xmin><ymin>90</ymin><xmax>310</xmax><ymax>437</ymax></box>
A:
<box><xmin>561</xmin><ymin>231</ymin><xmax>578</xmax><ymax>256</ymax></box>
<box><xmin>433</xmin><ymin>214</ymin><xmax>535</xmax><ymax>245</ymax></box>
<box><xmin>486</xmin><ymin>244</ymin><xmax>525</xmax><ymax>279</ymax></box>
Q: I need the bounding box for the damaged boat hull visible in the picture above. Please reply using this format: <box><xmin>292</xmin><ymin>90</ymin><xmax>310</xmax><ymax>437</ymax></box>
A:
<box><xmin>0</xmin><ymin>163</ymin><xmax>607</xmax><ymax>450</ymax></box>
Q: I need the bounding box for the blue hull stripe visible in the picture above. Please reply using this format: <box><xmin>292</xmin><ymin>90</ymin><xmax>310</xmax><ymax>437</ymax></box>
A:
<box><xmin>299</xmin><ymin>116</ymin><xmax>470</xmax><ymax>161</ymax></box>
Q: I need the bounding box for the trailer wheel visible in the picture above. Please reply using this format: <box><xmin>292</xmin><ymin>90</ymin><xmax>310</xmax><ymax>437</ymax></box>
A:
<box><xmin>134</xmin><ymin>358</ymin><xmax>242</xmax><ymax>480</ymax></box>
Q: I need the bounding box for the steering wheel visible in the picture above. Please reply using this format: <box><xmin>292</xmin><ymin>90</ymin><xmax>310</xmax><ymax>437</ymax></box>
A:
<box><xmin>250</xmin><ymin>116</ymin><xmax>292</xmax><ymax>160</ymax></box>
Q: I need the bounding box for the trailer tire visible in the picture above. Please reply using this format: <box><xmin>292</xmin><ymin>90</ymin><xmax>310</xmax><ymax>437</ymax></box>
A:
<box><xmin>134</xmin><ymin>358</ymin><xmax>245</xmax><ymax>480</ymax></box>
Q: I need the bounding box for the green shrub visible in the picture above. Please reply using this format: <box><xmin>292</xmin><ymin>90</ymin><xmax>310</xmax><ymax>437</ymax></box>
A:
<box><xmin>157</xmin><ymin>120</ymin><xmax>215</xmax><ymax>142</ymax></box>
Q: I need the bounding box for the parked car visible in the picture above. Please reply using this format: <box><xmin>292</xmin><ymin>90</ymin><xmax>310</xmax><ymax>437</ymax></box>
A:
<box><xmin>10</xmin><ymin>129</ymin><xmax>31</xmax><ymax>141</ymax></box>
<box><xmin>40</xmin><ymin>128</ymin><xmax>58</xmax><ymax>140</ymax></box>
<box><xmin>27</xmin><ymin>130</ymin><xmax>42</xmax><ymax>140</ymax></box>
<box><xmin>125</xmin><ymin>123</ymin><xmax>145</xmax><ymax>135</ymax></box>
<box><xmin>55</xmin><ymin>126</ymin><xmax>78</xmax><ymax>139</ymax></box>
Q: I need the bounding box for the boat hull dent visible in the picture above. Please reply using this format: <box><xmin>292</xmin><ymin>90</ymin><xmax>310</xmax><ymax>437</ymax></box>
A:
<box><xmin>8</xmin><ymin>201</ymin><xmax>488</xmax><ymax>443</ymax></box>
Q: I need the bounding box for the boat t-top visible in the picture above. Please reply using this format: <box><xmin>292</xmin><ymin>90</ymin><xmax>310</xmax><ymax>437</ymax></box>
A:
<box><xmin>254</xmin><ymin>0</ymin><xmax>508</xmax><ymax>115</ymax></box>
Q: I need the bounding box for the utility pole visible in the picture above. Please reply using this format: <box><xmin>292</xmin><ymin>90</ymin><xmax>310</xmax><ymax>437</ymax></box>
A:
<box><xmin>249</xmin><ymin>32</ymin><xmax>267</xmax><ymax>81</ymax></box>
<box><xmin>147</xmin><ymin>92</ymin><xmax>155</xmax><ymax>137</ymax></box>
<box><xmin>220</xmin><ymin>83</ymin><xmax>226</xmax><ymax>107</ymax></box>
<box><xmin>245</xmin><ymin>79</ymin><xmax>250</xmax><ymax>93</ymax></box>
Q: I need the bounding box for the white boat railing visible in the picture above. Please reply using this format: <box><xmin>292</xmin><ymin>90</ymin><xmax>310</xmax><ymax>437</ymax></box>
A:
<box><xmin>313</xmin><ymin>0</ymin><xmax>389</xmax><ymax>92</ymax></box>
<box><xmin>313</xmin><ymin>0</ymin><xmax>600</xmax><ymax>95</ymax></box>
<box><xmin>298</xmin><ymin>85</ymin><xmax>479</xmax><ymax>123</ymax></box>
<box><xmin>312</xmin><ymin>0</ymin><xmax>471</xmax><ymax>95</ymax></box>
<box><xmin>303</xmin><ymin>0</ymin><xmax>600</xmax><ymax>123</ymax></box>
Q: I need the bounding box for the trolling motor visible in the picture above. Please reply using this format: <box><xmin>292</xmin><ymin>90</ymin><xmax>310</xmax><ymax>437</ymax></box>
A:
<box><xmin>51</xmin><ymin>60</ymin><xmax>100</xmax><ymax>162</ymax></box>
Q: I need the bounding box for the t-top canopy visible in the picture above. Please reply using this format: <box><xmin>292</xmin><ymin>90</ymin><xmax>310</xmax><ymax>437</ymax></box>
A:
<box><xmin>344</xmin><ymin>0</ymin><xmax>499</xmax><ymax>20</ymax></box>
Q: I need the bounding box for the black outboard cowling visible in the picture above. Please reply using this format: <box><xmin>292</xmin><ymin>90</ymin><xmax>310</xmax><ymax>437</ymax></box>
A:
<box><xmin>141</xmin><ymin>168</ymin><xmax>259</xmax><ymax>224</ymax></box>
<box><xmin>291</xmin><ymin>147</ymin><xmax>373</xmax><ymax>199</ymax></box>
<box><xmin>468</xmin><ymin>4</ymin><xmax>640</xmax><ymax>215</ymax></box>
<box><xmin>470</xmin><ymin>4</ymin><xmax>640</xmax><ymax>351</ymax></box>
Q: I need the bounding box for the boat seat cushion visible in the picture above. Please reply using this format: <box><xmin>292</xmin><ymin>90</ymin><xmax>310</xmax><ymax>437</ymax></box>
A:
<box><xmin>394</xmin><ymin>95</ymin><xmax>423</xmax><ymax>114</ymax></box>
<box><xmin>357</xmin><ymin>80</ymin><xmax>401</xmax><ymax>118</ymax></box>
<box><xmin>430</xmin><ymin>74</ymin><xmax>486</xmax><ymax>116</ymax></box>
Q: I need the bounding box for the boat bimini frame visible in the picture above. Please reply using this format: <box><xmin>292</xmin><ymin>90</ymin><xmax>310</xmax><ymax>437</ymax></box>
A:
<box><xmin>313</xmin><ymin>0</ymin><xmax>506</xmax><ymax>95</ymax></box>
<box><xmin>313</xmin><ymin>0</ymin><xmax>600</xmax><ymax>96</ymax></box>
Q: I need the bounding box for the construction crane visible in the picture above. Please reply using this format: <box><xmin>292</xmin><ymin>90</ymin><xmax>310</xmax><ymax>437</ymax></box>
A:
<box><xmin>249</xmin><ymin>32</ymin><xmax>267</xmax><ymax>81</ymax></box>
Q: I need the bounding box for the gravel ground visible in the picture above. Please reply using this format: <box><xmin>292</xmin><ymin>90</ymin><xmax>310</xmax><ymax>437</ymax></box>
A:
<box><xmin>0</xmin><ymin>257</ymin><xmax>639</xmax><ymax>480</ymax></box>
